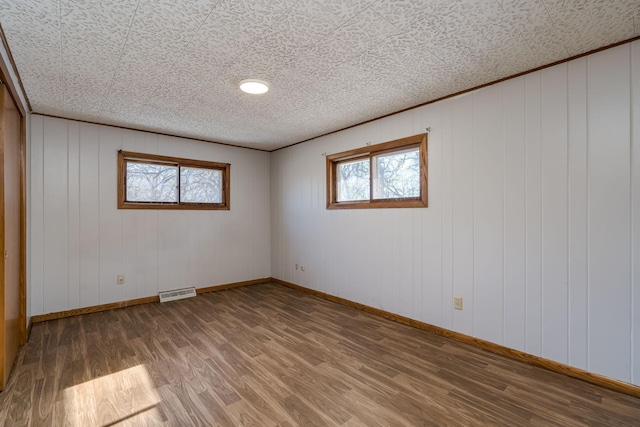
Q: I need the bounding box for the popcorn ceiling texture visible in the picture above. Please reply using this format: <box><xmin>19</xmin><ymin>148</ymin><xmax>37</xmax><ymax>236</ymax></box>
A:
<box><xmin>0</xmin><ymin>0</ymin><xmax>638</xmax><ymax>150</ymax></box>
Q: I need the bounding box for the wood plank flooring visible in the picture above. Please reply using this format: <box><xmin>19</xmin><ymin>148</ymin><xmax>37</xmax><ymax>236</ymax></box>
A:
<box><xmin>1</xmin><ymin>283</ymin><xmax>639</xmax><ymax>426</ymax></box>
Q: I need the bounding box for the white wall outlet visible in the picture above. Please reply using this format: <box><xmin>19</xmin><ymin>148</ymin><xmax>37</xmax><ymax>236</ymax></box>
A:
<box><xmin>454</xmin><ymin>296</ymin><xmax>463</xmax><ymax>310</ymax></box>
<box><xmin>295</xmin><ymin>264</ymin><xmax>299</xmax><ymax>270</ymax></box>
<box><xmin>301</xmin><ymin>266</ymin><xmax>305</xmax><ymax>271</ymax></box>
<box><xmin>117</xmin><ymin>274</ymin><xmax>125</xmax><ymax>285</ymax></box>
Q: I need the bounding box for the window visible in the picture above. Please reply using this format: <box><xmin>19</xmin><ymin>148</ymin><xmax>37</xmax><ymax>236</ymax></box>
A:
<box><xmin>118</xmin><ymin>151</ymin><xmax>230</xmax><ymax>210</ymax></box>
<box><xmin>326</xmin><ymin>133</ymin><xmax>427</xmax><ymax>209</ymax></box>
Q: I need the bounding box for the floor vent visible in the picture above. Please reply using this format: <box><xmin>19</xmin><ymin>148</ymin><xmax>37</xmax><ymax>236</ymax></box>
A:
<box><xmin>159</xmin><ymin>287</ymin><xmax>197</xmax><ymax>303</ymax></box>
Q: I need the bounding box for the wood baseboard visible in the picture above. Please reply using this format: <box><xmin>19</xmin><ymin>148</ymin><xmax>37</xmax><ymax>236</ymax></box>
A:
<box><xmin>30</xmin><ymin>278</ymin><xmax>270</xmax><ymax>324</ymax></box>
<box><xmin>25</xmin><ymin>318</ymin><xmax>32</xmax><ymax>342</ymax></box>
<box><xmin>270</xmin><ymin>277</ymin><xmax>640</xmax><ymax>399</ymax></box>
<box><xmin>196</xmin><ymin>278</ymin><xmax>269</xmax><ymax>294</ymax></box>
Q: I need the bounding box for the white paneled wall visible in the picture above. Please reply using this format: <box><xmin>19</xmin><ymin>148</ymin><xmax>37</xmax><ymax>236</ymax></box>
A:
<box><xmin>271</xmin><ymin>42</ymin><xmax>640</xmax><ymax>385</ymax></box>
<box><xmin>29</xmin><ymin>116</ymin><xmax>271</xmax><ymax>316</ymax></box>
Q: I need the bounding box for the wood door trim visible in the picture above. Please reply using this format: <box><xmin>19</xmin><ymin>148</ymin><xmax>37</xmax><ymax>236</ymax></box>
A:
<box><xmin>0</xmin><ymin>62</ymin><xmax>26</xmax><ymax>346</ymax></box>
<box><xmin>0</xmin><ymin>82</ymin><xmax>6</xmax><ymax>389</ymax></box>
<box><xmin>270</xmin><ymin>278</ymin><xmax>640</xmax><ymax>399</ymax></box>
<box><xmin>0</xmin><ymin>24</ymin><xmax>28</xmax><ymax>116</ymax></box>
<box><xmin>30</xmin><ymin>278</ymin><xmax>271</xmax><ymax>324</ymax></box>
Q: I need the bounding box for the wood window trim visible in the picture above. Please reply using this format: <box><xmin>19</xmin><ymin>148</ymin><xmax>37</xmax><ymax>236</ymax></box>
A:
<box><xmin>118</xmin><ymin>150</ymin><xmax>230</xmax><ymax>210</ymax></box>
<box><xmin>326</xmin><ymin>133</ymin><xmax>428</xmax><ymax>210</ymax></box>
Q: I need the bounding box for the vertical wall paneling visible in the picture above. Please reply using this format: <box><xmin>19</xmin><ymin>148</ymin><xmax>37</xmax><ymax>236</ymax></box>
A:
<box><xmin>67</xmin><ymin>121</ymin><xmax>80</xmax><ymax>309</ymax></box>
<box><xmin>28</xmin><ymin>42</ymin><xmax>640</xmax><ymax>386</ymax></box>
<box><xmin>138</xmin><ymin>132</ymin><xmax>159</xmax><ymax>298</ymax></box>
<box><xmin>587</xmin><ymin>45</ymin><xmax>632</xmax><ymax>382</ymax></box>
<box><xmin>451</xmin><ymin>94</ymin><xmax>475</xmax><ymax>335</ymax></box>
<box><xmin>120</xmin><ymin>129</ymin><xmax>140</xmax><ymax>301</ymax></box>
<box><xmin>502</xmin><ymin>77</ymin><xmax>527</xmax><ymax>351</ymax></box>
<box><xmin>472</xmin><ymin>85</ymin><xmax>504</xmax><ymax>344</ymax></box>
<box><xmin>524</xmin><ymin>72</ymin><xmax>543</xmax><ymax>356</ymax></box>
<box><xmin>567</xmin><ymin>57</ymin><xmax>589</xmax><ymax>370</ymax></box>
<box><xmin>31</xmin><ymin>117</ymin><xmax>271</xmax><ymax>316</ymax></box>
<box><xmin>260</xmin><ymin>153</ymin><xmax>271</xmax><ymax>278</ymax></box>
<box><xmin>269</xmin><ymin>42</ymin><xmax>640</xmax><ymax>386</ymax></box>
<box><xmin>98</xmin><ymin>126</ymin><xmax>123</xmax><ymax>304</ymax></box>
<box><xmin>227</xmin><ymin>147</ymin><xmax>244</xmax><ymax>284</ymax></box>
<box><xmin>440</xmin><ymin>101</ymin><xmax>454</xmax><ymax>330</ymax></box>
<box><xmin>42</xmin><ymin>117</ymin><xmax>69</xmax><ymax>313</ymax></box>
<box><xmin>541</xmin><ymin>64</ymin><xmax>569</xmax><ymax>363</ymax></box>
<box><xmin>270</xmin><ymin>154</ymin><xmax>281</xmax><ymax>278</ymax></box>
<box><xmin>396</xmin><ymin>113</ymin><xmax>415</xmax><ymax>317</ymax></box>
<box><xmin>420</xmin><ymin>106</ymin><xmax>443</xmax><ymax>326</ymax></box>
<box><xmin>632</xmin><ymin>40</ymin><xmax>640</xmax><ymax>385</ymax></box>
<box><xmin>78</xmin><ymin>123</ymin><xmax>100</xmax><ymax>308</ymax></box>
<box><xmin>29</xmin><ymin>116</ymin><xmax>44</xmax><ymax>315</ymax></box>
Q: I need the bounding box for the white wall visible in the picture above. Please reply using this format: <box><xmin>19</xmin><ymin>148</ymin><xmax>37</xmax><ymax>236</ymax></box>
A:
<box><xmin>29</xmin><ymin>115</ymin><xmax>271</xmax><ymax>316</ymax></box>
<box><xmin>271</xmin><ymin>41</ymin><xmax>640</xmax><ymax>386</ymax></box>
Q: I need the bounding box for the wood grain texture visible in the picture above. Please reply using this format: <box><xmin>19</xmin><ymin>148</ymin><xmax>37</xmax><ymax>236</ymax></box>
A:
<box><xmin>1</xmin><ymin>84</ymin><xmax>22</xmax><ymax>390</ymax></box>
<box><xmin>0</xmin><ymin>24</ymin><xmax>27</xmax><ymax>115</ymax></box>
<box><xmin>30</xmin><ymin>278</ymin><xmax>270</xmax><ymax>324</ymax></box>
<box><xmin>195</xmin><ymin>278</ymin><xmax>270</xmax><ymax>295</ymax></box>
<box><xmin>272</xmin><ymin>278</ymin><xmax>640</xmax><ymax>399</ymax></box>
<box><xmin>1</xmin><ymin>282</ymin><xmax>639</xmax><ymax>426</ymax></box>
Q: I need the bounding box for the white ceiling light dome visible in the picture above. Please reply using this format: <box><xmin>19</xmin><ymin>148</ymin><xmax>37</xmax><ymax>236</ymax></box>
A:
<box><xmin>239</xmin><ymin>79</ymin><xmax>269</xmax><ymax>95</ymax></box>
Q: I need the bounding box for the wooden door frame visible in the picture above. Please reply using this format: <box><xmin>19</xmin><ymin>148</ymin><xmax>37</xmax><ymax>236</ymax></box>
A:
<box><xmin>0</xmin><ymin>32</ymin><xmax>28</xmax><ymax>345</ymax></box>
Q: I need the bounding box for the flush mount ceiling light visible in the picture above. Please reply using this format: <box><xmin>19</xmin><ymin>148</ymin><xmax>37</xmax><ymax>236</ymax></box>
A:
<box><xmin>239</xmin><ymin>79</ymin><xmax>269</xmax><ymax>95</ymax></box>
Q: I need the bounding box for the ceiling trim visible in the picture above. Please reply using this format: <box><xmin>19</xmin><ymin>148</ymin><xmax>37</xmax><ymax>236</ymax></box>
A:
<box><xmin>0</xmin><ymin>22</ymin><xmax>31</xmax><ymax>115</ymax></box>
<box><xmin>32</xmin><ymin>113</ymin><xmax>271</xmax><ymax>153</ymax></box>
<box><xmin>272</xmin><ymin>35</ymin><xmax>640</xmax><ymax>153</ymax></box>
<box><xmin>25</xmin><ymin>35</ymin><xmax>640</xmax><ymax>154</ymax></box>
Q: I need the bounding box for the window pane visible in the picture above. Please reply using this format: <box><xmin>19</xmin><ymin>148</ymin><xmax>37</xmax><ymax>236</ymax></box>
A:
<box><xmin>372</xmin><ymin>147</ymin><xmax>420</xmax><ymax>199</ymax></box>
<box><xmin>126</xmin><ymin>161</ymin><xmax>177</xmax><ymax>202</ymax></box>
<box><xmin>180</xmin><ymin>167</ymin><xmax>222</xmax><ymax>203</ymax></box>
<box><xmin>337</xmin><ymin>158</ymin><xmax>370</xmax><ymax>202</ymax></box>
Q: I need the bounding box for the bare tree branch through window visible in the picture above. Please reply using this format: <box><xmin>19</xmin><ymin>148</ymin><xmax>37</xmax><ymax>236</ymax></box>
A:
<box><xmin>326</xmin><ymin>133</ymin><xmax>427</xmax><ymax>209</ymax></box>
<box><xmin>118</xmin><ymin>151</ymin><xmax>230</xmax><ymax>210</ymax></box>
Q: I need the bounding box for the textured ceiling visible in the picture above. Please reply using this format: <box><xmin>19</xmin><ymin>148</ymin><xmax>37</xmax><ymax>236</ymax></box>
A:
<box><xmin>0</xmin><ymin>0</ymin><xmax>638</xmax><ymax>150</ymax></box>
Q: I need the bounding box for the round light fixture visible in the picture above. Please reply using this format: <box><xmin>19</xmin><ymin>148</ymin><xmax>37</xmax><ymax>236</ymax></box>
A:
<box><xmin>239</xmin><ymin>79</ymin><xmax>269</xmax><ymax>95</ymax></box>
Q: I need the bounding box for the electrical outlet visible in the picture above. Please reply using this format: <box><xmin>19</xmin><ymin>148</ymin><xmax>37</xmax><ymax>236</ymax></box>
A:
<box><xmin>454</xmin><ymin>296</ymin><xmax>463</xmax><ymax>310</ymax></box>
<box><xmin>295</xmin><ymin>264</ymin><xmax>299</xmax><ymax>270</ymax></box>
<box><xmin>117</xmin><ymin>274</ymin><xmax>125</xmax><ymax>285</ymax></box>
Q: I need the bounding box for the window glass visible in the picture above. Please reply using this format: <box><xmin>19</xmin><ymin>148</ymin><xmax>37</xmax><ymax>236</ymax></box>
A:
<box><xmin>337</xmin><ymin>158</ymin><xmax>370</xmax><ymax>202</ymax></box>
<box><xmin>126</xmin><ymin>161</ymin><xmax>178</xmax><ymax>203</ymax></box>
<box><xmin>118</xmin><ymin>151</ymin><xmax>230</xmax><ymax>210</ymax></box>
<box><xmin>180</xmin><ymin>167</ymin><xmax>222</xmax><ymax>203</ymax></box>
<box><xmin>372</xmin><ymin>147</ymin><xmax>420</xmax><ymax>199</ymax></box>
<box><xmin>326</xmin><ymin>133</ymin><xmax>427</xmax><ymax>209</ymax></box>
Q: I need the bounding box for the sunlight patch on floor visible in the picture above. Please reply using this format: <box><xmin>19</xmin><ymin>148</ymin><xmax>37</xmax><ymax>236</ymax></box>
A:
<box><xmin>63</xmin><ymin>364</ymin><xmax>162</xmax><ymax>426</ymax></box>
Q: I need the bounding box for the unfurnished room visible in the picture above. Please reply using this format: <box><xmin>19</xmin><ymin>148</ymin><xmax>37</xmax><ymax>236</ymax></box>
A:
<box><xmin>0</xmin><ymin>0</ymin><xmax>639</xmax><ymax>425</ymax></box>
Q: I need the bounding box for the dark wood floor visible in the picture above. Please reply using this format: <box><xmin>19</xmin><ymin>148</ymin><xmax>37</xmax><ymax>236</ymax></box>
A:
<box><xmin>1</xmin><ymin>283</ymin><xmax>639</xmax><ymax>426</ymax></box>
